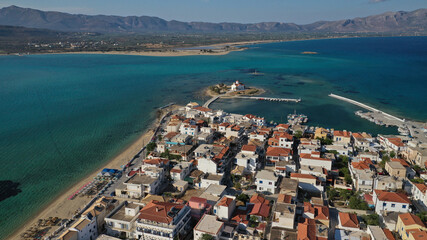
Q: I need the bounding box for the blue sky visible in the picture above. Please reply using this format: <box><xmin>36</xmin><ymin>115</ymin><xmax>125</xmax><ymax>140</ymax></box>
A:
<box><xmin>1</xmin><ymin>0</ymin><xmax>426</xmax><ymax>24</ymax></box>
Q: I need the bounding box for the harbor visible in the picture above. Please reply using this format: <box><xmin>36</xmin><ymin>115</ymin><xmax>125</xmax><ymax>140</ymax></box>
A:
<box><xmin>330</xmin><ymin>93</ymin><xmax>427</xmax><ymax>143</ymax></box>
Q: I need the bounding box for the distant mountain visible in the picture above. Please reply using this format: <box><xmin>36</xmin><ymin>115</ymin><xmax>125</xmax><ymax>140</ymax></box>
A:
<box><xmin>0</xmin><ymin>5</ymin><xmax>426</xmax><ymax>34</ymax></box>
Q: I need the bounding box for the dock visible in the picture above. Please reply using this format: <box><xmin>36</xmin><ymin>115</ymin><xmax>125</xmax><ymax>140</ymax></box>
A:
<box><xmin>328</xmin><ymin>93</ymin><xmax>404</xmax><ymax>122</ymax></box>
<box><xmin>235</xmin><ymin>96</ymin><xmax>301</xmax><ymax>102</ymax></box>
<box><xmin>203</xmin><ymin>94</ymin><xmax>301</xmax><ymax>108</ymax></box>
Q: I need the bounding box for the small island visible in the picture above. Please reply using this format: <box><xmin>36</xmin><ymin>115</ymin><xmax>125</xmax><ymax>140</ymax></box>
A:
<box><xmin>205</xmin><ymin>80</ymin><xmax>265</xmax><ymax>97</ymax></box>
<box><xmin>301</xmin><ymin>51</ymin><xmax>319</xmax><ymax>55</ymax></box>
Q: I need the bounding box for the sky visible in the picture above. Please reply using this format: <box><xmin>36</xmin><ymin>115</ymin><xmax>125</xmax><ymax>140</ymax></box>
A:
<box><xmin>1</xmin><ymin>0</ymin><xmax>426</xmax><ymax>24</ymax></box>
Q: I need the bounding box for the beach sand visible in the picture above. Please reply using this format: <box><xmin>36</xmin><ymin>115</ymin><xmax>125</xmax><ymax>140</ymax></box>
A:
<box><xmin>8</xmin><ymin>105</ymin><xmax>180</xmax><ymax>240</ymax></box>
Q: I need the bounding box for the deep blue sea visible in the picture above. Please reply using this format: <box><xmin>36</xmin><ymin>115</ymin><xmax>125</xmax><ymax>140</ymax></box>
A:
<box><xmin>0</xmin><ymin>37</ymin><xmax>426</xmax><ymax>238</ymax></box>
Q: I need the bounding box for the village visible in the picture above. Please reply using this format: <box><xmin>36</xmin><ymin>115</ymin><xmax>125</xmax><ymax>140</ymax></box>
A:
<box><xmin>39</xmin><ymin>82</ymin><xmax>427</xmax><ymax>240</ymax></box>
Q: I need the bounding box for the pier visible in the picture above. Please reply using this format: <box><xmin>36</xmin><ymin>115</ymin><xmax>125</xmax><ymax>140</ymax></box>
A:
<box><xmin>236</xmin><ymin>96</ymin><xmax>301</xmax><ymax>102</ymax></box>
<box><xmin>203</xmin><ymin>94</ymin><xmax>301</xmax><ymax>108</ymax></box>
<box><xmin>329</xmin><ymin>93</ymin><xmax>404</xmax><ymax>122</ymax></box>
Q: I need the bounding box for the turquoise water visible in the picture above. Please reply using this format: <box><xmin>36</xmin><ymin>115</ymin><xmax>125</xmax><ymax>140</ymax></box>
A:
<box><xmin>0</xmin><ymin>37</ymin><xmax>426</xmax><ymax>238</ymax></box>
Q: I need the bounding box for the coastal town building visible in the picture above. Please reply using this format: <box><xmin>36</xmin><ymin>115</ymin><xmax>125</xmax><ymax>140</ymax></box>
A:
<box><xmin>396</xmin><ymin>213</ymin><xmax>427</xmax><ymax>240</ymax></box>
<box><xmin>115</xmin><ymin>173</ymin><xmax>161</xmax><ymax>199</ymax></box>
<box><xmin>214</xmin><ymin>195</ymin><xmax>236</xmax><ymax>221</ymax></box>
<box><xmin>135</xmin><ymin>200</ymin><xmax>192</xmax><ymax>240</ymax></box>
<box><xmin>373</xmin><ymin>190</ymin><xmax>411</xmax><ymax>214</ymax></box>
<box><xmin>255</xmin><ymin>170</ymin><xmax>279</xmax><ymax>194</ymax></box>
<box><xmin>104</xmin><ymin>202</ymin><xmax>142</xmax><ymax>238</ymax></box>
<box><xmin>193</xmin><ymin>214</ymin><xmax>224</xmax><ymax>240</ymax></box>
<box><xmin>337</xmin><ymin>212</ymin><xmax>360</xmax><ymax>231</ymax></box>
<box><xmin>385</xmin><ymin>161</ymin><xmax>407</xmax><ymax>179</ymax></box>
<box><xmin>231</xmin><ymin>80</ymin><xmax>245</xmax><ymax>91</ymax></box>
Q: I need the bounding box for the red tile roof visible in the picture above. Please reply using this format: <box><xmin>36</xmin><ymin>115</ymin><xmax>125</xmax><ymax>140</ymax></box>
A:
<box><xmin>138</xmin><ymin>200</ymin><xmax>184</xmax><ymax>224</ymax></box>
<box><xmin>391</xmin><ymin>158</ymin><xmax>410</xmax><ymax>167</ymax></box>
<box><xmin>388</xmin><ymin>138</ymin><xmax>405</xmax><ymax>147</ymax></box>
<box><xmin>276</xmin><ymin>124</ymin><xmax>290</xmax><ymax>129</ymax></box>
<box><xmin>300</xmin><ymin>153</ymin><xmax>332</xmax><ymax>162</ymax></box>
<box><xmin>217</xmin><ymin>197</ymin><xmax>234</xmax><ymax>207</ymax></box>
<box><xmin>314</xmin><ymin>205</ymin><xmax>329</xmax><ymax>220</ymax></box>
<box><xmin>409</xmin><ymin>229</ymin><xmax>427</xmax><ymax>240</ymax></box>
<box><xmin>334</xmin><ymin>130</ymin><xmax>351</xmax><ymax>138</ymax></box>
<box><xmin>189</xmin><ymin>196</ymin><xmax>207</xmax><ymax>204</ymax></box>
<box><xmin>297</xmin><ymin>218</ymin><xmax>316</xmax><ymax>240</ymax></box>
<box><xmin>399</xmin><ymin>213</ymin><xmax>425</xmax><ymax>227</ymax></box>
<box><xmin>242</xmin><ymin>145</ymin><xmax>257</xmax><ymax>152</ymax></box>
<box><xmin>164</xmin><ymin>132</ymin><xmax>179</xmax><ymax>139</ymax></box>
<box><xmin>364</xmin><ymin>193</ymin><xmax>374</xmax><ymax>205</ymax></box>
<box><xmin>352</xmin><ymin>161</ymin><xmax>371</xmax><ymax>170</ymax></box>
<box><xmin>414</xmin><ymin>183</ymin><xmax>427</xmax><ymax>193</ymax></box>
<box><xmin>143</xmin><ymin>158</ymin><xmax>169</xmax><ymax>165</ymax></box>
<box><xmin>194</xmin><ymin>106</ymin><xmax>212</xmax><ymax>112</ymax></box>
<box><xmin>291</xmin><ymin>173</ymin><xmax>317</xmax><ymax>179</ymax></box>
<box><xmin>278</xmin><ymin>194</ymin><xmax>293</xmax><ymax>204</ymax></box>
<box><xmin>374</xmin><ymin>190</ymin><xmax>411</xmax><ymax>204</ymax></box>
<box><xmin>382</xmin><ymin>228</ymin><xmax>395</xmax><ymax>240</ymax></box>
<box><xmin>266</xmin><ymin>147</ymin><xmax>292</xmax><ymax>157</ymax></box>
<box><xmin>339</xmin><ymin>212</ymin><xmax>359</xmax><ymax>229</ymax></box>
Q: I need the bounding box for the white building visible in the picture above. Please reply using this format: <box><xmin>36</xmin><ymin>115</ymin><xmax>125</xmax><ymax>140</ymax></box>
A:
<box><xmin>194</xmin><ymin>214</ymin><xmax>224</xmax><ymax>240</ymax></box>
<box><xmin>170</xmin><ymin>162</ymin><xmax>193</xmax><ymax>181</ymax></box>
<box><xmin>299</xmin><ymin>153</ymin><xmax>332</xmax><ymax>171</ymax></box>
<box><xmin>115</xmin><ymin>174</ymin><xmax>161</xmax><ymax>199</ymax></box>
<box><xmin>412</xmin><ymin>183</ymin><xmax>427</xmax><ymax>209</ymax></box>
<box><xmin>373</xmin><ymin>189</ymin><xmax>411</xmax><ymax>215</ymax></box>
<box><xmin>135</xmin><ymin>200</ymin><xmax>192</xmax><ymax>240</ymax></box>
<box><xmin>105</xmin><ymin>202</ymin><xmax>142</xmax><ymax>239</ymax></box>
<box><xmin>179</xmin><ymin>124</ymin><xmax>199</xmax><ymax>136</ymax></box>
<box><xmin>255</xmin><ymin>170</ymin><xmax>279</xmax><ymax>194</ymax></box>
<box><xmin>231</xmin><ymin>80</ymin><xmax>245</xmax><ymax>91</ymax></box>
<box><xmin>235</xmin><ymin>146</ymin><xmax>259</xmax><ymax>173</ymax></box>
<box><xmin>214</xmin><ymin>195</ymin><xmax>236</xmax><ymax>221</ymax></box>
<box><xmin>271</xmin><ymin>203</ymin><xmax>295</xmax><ymax>229</ymax></box>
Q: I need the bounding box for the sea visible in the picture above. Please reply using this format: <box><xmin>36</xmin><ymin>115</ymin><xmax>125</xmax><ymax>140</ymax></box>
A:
<box><xmin>0</xmin><ymin>37</ymin><xmax>426</xmax><ymax>238</ymax></box>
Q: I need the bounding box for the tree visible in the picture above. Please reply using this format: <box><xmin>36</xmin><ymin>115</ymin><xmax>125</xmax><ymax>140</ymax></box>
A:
<box><xmin>348</xmin><ymin>195</ymin><xmax>369</xmax><ymax>210</ymax></box>
<box><xmin>389</xmin><ymin>151</ymin><xmax>396</xmax><ymax>158</ymax></box>
<box><xmin>411</xmin><ymin>178</ymin><xmax>425</xmax><ymax>184</ymax></box>
<box><xmin>380</xmin><ymin>155</ymin><xmax>390</xmax><ymax>169</ymax></box>
<box><xmin>294</xmin><ymin>130</ymin><xmax>303</xmax><ymax>139</ymax></box>
<box><xmin>234</xmin><ymin>182</ymin><xmax>242</xmax><ymax>190</ymax></box>
<box><xmin>326</xmin><ymin>187</ymin><xmax>338</xmax><ymax>201</ymax></box>
<box><xmin>201</xmin><ymin>234</ymin><xmax>214</xmax><ymax>240</ymax></box>
<box><xmin>362</xmin><ymin>214</ymin><xmax>380</xmax><ymax>225</ymax></box>
<box><xmin>146</xmin><ymin>142</ymin><xmax>157</xmax><ymax>152</ymax></box>
<box><xmin>416</xmin><ymin>212</ymin><xmax>427</xmax><ymax>222</ymax></box>
<box><xmin>237</xmin><ymin>193</ymin><xmax>250</xmax><ymax>204</ymax></box>
<box><xmin>317</xmin><ymin>137</ymin><xmax>333</xmax><ymax>145</ymax></box>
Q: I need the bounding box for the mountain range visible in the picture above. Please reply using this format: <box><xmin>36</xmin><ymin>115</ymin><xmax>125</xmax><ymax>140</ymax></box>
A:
<box><xmin>0</xmin><ymin>5</ymin><xmax>426</xmax><ymax>34</ymax></box>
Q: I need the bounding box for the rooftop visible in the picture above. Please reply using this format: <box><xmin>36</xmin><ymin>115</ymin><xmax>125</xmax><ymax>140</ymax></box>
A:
<box><xmin>195</xmin><ymin>214</ymin><xmax>224</xmax><ymax>235</ymax></box>
<box><xmin>138</xmin><ymin>200</ymin><xmax>184</xmax><ymax>224</ymax></box>
<box><xmin>374</xmin><ymin>190</ymin><xmax>411</xmax><ymax>204</ymax></box>
<box><xmin>125</xmin><ymin>174</ymin><xmax>157</xmax><ymax>185</ymax></box>
<box><xmin>399</xmin><ymin>213</ymin><xmax>425</xmax><ymax>227</ymax></box>
<box><xmin>256</xmin><ymin>170</ymin><xmax>278</xmax><ymax>181</ymax></box>
<box><xmin>339</xmin><ymin>212</ymin><xmax>359</xmax><ymax>229</ymax></box>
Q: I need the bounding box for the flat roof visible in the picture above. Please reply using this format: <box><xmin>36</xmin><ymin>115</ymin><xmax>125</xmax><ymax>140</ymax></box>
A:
<box><xmin>125</xmin><ymin>174</ymin><xmax>156</xmax><ymax>185</ymax></box>
<box><xmin>107</xmin><ymin>204</ymin><xmax>136</xmax><ymax>222</ymax></box>
<box><xmin>195</xmin><ymin>214</ymin><xmax>224</xmax><ymax>235</ymax></box>
<box><xmin>204</xmin><ymin>183</ymin><xmax>226</xmax><ymax>194</ymax></box>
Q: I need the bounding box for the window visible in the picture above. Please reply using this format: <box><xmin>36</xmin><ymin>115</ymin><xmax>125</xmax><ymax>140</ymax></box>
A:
<box><xmin>269</xmin><ymin>182</ymin><xmax>272</xmax><ymax>185</ymax></box>
<box><xmin>391</xmin><ymin>204</ymin><xmax>395</xmax><ymax>207</ymax></box>
<box><xmin>259</xmin><ymin>187</ymin><xmax>263</xmax><ymax>190</ymax></box>
<box><xmin>214</xmin><ymin>209</ymin><xmax>216</xmax><ymax>214</ymax></box>
<box><xmin>402</xmin><ymin>205</ymin><xmax>407</xmax><ymax>208</ymax></box>
<box><xmin>259</xmin><ymin>180</ymin><xmax>263</xmax><ymax>184</ymax></box>
<box><xmin>383</xmin><ymin>203</ymin><xmax>387</xmax><ymax>207</ymax></box>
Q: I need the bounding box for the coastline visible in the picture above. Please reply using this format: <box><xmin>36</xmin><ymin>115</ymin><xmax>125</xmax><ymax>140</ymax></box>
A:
<box><xmin>7</xmin><ymin>105</ymin><xmax>178</xmax><ymax>240</ymax></box>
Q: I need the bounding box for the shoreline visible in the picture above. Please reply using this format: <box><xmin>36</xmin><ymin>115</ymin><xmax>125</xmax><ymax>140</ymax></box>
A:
<box><xmin>7</xmin><ymin>105</ymin><xmax>178</xmax><ymax>240</ymax></box>
<box><xmin>2</xmin><ymin>36</ymin><xmax>427</xmax><ymax>58</ymax></box>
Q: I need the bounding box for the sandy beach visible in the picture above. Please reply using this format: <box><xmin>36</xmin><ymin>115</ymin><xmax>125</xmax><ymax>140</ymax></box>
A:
<box><xmin>8</xmin><ymin>105</ymin><xmax>179</xmax><ymax>240</ymax></box>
